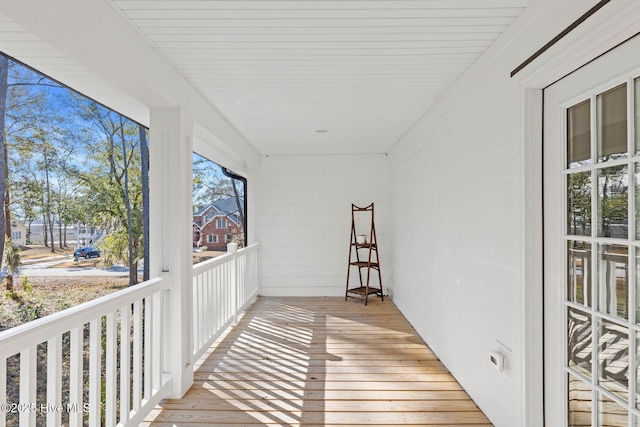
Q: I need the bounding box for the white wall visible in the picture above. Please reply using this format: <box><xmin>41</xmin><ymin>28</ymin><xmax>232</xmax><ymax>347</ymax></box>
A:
<box><xmin>385</xmin><ymin>1</ymin><xmax>611</xmax><ymax>426</ymax></box>
<box><xmin>255</xmin><ymin>154</ymin><xmax>388</xmax><ymax>296</ymax></box>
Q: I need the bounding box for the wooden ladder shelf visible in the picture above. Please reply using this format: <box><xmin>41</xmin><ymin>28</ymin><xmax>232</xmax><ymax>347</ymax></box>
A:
<box><xmin>345</xmin><ymin>203</ymin><xmax>383</xmax><ymax>305</ymax></box>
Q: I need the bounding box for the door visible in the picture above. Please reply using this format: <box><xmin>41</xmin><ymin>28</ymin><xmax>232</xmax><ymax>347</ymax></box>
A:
<box><xmin>544</xmin><ymin>35</ymin><xmax>640</xmax><ymax>426</ymax></box>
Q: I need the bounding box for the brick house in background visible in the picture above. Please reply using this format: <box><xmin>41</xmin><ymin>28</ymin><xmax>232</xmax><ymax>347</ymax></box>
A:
<box><xmin>193</xmin><ymin>197</ymin><xmax>243</xmax><ymax>251</ymax></box>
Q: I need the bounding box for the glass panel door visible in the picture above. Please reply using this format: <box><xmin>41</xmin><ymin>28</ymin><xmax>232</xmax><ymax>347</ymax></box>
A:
<box><xmin>544</xmin><ymin>36</ymin><xmax>640</xmax><ymax>426</ymax></box>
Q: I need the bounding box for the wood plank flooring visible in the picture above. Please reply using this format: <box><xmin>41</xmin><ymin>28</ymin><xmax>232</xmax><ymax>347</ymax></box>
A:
<box><xmin>143</xmin><ymin>297</ymin><xmax>493</xmax><ymax>426</ymax></box>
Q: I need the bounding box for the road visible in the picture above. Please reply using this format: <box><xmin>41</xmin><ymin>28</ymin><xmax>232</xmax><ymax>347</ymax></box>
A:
<box><xmin>3</xmin><ymin>255</ymin><xmax>140</xmax><ymax>277</ymax></box>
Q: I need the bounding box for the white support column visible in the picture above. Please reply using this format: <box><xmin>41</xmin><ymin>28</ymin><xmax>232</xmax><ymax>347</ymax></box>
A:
<box><xmin>150</xmin><ymin>107</ymin><xmax>194</xmax><ymax>398</ymax></box>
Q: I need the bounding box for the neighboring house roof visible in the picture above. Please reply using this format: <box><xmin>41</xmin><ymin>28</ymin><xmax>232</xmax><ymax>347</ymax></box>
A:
<box><xmin>193</xmin><ymin>197</ymin><xmax>244</xmax><ymax>228</ymax></box>
<box><xmin>193</xmin><ymin>204</ymin><xmax>219</xmax><ymax>217</ymax></box>
<box><xmin>212</xmin><ymin>197</ymin><xmax>244</xmax><ymax>216</ymax></box>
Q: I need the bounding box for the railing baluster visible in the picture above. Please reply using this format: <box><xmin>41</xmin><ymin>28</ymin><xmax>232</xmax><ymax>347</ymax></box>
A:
<box><xmin>19</xmin><ymin>347</ymin><xmax>36</xmax><ymax>427</ymax></box>
<box><xmin>46</xmin><ymin>336</ymin><xmax>61</xmax><ymax>427</ymax></box>
<box><xmin>204</xmin><ymin>272</ymin><xmax>210</xmax><ymax>345</ymax></box>
<box><xmin>69</xmin><ymin>327</ymin><xmax>84</xmax><ymax>427</ymax></box>
<box><xmin>0</xmin><ymin>357</ymin><xmax>5</xmax><ymax>427</ymax></box>
<box><xmin>88</xmin><ymin>319</ymin><xmax>101</xmax><ymax>427</ymax></box>
<box><xmin>133</xmin><ymin>300</ymin><xmax>143</xmax><ymax>412</ymax></box>
<box><xmin>200</xmin><ymin>273</ymin><xmax>206</xmax><ymax>349</ymax></box>
<box><xmin>0</xmin><ymin>277</ymin><xmax>169</xmax><ymax>427</ymax></box>
<box><xmin>192</xmin><ymin>275</ymin><xmax>199</xmax><ymax>354</ymax></box>
<box><xmin>120</xmin><ymin>305</ymin><xmax>131</xmax><ymax>424</ymax></box>
<box><xmin>190</xmin><ymin>244</ymin><xmax>260</xmax><ymax>365</ymax></box>
<box><xmin>144</xmin><ymin>296</ymin><xmax>152</xmax><ymax>400</ymax></box>
<box><xmin>152</xmin><ymin>292</ymin><xmax>162</xmax><ymax>393</ymax></box>
<box><xmin>105</xmin><ymin>311</ymin><xmax>117</xmax><ymax>427</ymax></box>
<box><xmin>218</xmin><ymin>266</ymin><xmax>223</xmax><ymax>331</ymax></box>
<box><xmin>230</xmin><ymin>243</ymin><xmax>238</xmax><ymax>325</ymax></box>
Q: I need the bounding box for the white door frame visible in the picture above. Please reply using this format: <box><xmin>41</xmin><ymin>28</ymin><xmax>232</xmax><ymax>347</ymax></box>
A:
<box><xmin>542</xmin><ymin>38</ymin><xmax>640</xmax><ymax>425</ymax></box>
<box><xmin>515</xmin><ymin>2</ymin><xmax>640</xmax><ymax>426</ymax></box>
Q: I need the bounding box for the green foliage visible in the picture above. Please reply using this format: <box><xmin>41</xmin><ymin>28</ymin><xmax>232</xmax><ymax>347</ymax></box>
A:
<box><xmin>73</xmin><ymin>99</ymin><xmax>144</xmax><ymax>284</ymax></box>
<box><xmin>568</xmin><ymin>172</ymin><xmax>591</xmax><ymax>234</ymax></box>
<box><xmin>3</xmin><ymin>236</ymin><xmax>20</xmax><ymax>292</ymax></box>
<box><xmin>598</xmin><ymin>165</ymin><xmax>628</xmax><ymax>237</ymax></box>
<box><xmin>21</xmin><ymin>276</ymin><xmax>32</xmax><ymax>294</ymax></box>
<box><xmin>15</xmin><ymin>299</ymin><xmax>44</xmax><ymax>323</ymax></box>
<box><xmin>3</xmin><ymin>236</ymin><xmax>20</xmax><ymax>274</ymax></box>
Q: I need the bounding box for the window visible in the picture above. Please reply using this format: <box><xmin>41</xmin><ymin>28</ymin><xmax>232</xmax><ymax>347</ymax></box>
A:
<box><xmin>561</xmin><ymin>77</ymin><xmax>640</xmax><ymax>423</ymax></box>
<box><xmin>0</xmin><ymin>51</ymin><xmax>150</xmax><ymax>329</ymax></box>
<box><xmin>193</xmin><ymin>152</ymin><xmax>247</xmax><ymax>262</ymax></box>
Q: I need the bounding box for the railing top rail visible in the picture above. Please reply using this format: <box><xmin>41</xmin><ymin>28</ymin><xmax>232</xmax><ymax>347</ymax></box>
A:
<box><xmin>192</xmin><ymin>242</ymin><xmax>259</xmax><ymax>275</ymax></box>
<box><xmin>0</xmin><ymin>275</ymin><xmax>169</xmax><ymax>360</ymax></box>
<box><xmin>192</xmin><ymin>251</ymin><xmax>233</xmax><ymax>275</ymax></box>
<box><xmin>238</xmin><ymin>242</ymin><xmax>259</xmax><ymax>254</ymax></box>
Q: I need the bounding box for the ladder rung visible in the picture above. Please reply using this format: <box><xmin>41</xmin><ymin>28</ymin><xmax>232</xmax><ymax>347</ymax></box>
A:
<box><xmin>350</xmin><ymin>261</ymin><xmax>379</xmax><ymax>268</ymax></box>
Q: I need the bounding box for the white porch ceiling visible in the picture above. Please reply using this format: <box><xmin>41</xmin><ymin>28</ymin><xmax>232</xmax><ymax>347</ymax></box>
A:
<box><xmin>110</xmin><ymin>0</ymin><xmax>531</xmax><ymax>155</ymax></box>
<box><xmin>0</xmin><ymin>0</ymin><xmax>532</xmax><ymax>157</ymax></box>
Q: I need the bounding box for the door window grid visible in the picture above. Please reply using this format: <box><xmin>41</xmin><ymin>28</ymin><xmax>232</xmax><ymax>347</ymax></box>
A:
<box><xmin>564</xmin><ymin>77</ymin><xmax>640</xmax><ymax>425</ymax></box>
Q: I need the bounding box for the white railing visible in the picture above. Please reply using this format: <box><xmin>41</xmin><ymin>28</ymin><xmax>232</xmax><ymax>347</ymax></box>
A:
<box><xmin>0</xmin><ymin>242</ymin><xmax>261</xmax><ymax>427</ymax></box>
<box><xmin>192</xmin><ymin>242</ymin><xmax>260</xmax><ymax>363</ymax></box>
<box><xmin>0</xmin><ymin>276</ymin><xmax>171</xmax><ymax>427</ymax></box>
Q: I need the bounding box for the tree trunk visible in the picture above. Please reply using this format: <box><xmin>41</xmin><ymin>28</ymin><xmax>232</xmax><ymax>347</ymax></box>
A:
<box><xmin>58</xmin><ymin>219</ymin><xmax>63</xmax><ymax>249</ymax></box>
<box><xmin>0</xmin><ymin>56</ymin><xmax>8</xmax><ymax>267</ymax></box>
<box><xmin>3</xmin><ymin>142</ymin><xmax>10</xmax><ymax>240</ymax></box>
<box><xmin>139</xmin><ymin>125</ymin><xmax>150</xmax><ymax>281</ymax></box>
<box><xmin>231</xmin><ymin>179</ymin><xmax>245</xmax><ymax>245</ymax></box>
<box><xmin>47</xmin><ymin>214</ymin><xmax>54</xmax><ymax>253</ymax></box>
<box><xmin>43</xmin><ymin>213</ymin><xmax>48</xmax><ymax>247</ymax></box>
<box><xmin>120</xmin><ymin>119</ymin><xmax>135</xmax><ymax>286</ymax></box>
<box><xmin>43</xmin><ymin>149</ymin><xmax>54</xmax><ymax>252</ymax></box>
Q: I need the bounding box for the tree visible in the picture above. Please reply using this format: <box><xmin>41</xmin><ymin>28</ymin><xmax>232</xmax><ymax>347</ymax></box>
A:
<box><xmin>598</xmin><ymin>165</ymin><xmax>628</xmax><ymax>238</ymax></box>
<box><xmin>3</xmin><ymin>235</ymin><xmax>20</xmax><ymax>292</ymax></box>
<box><xmin>15</xmin><ymin>129</ymin><xmax>62</xmax><ymax>252</ymax></box>
<box><xmin>192</xmin><ymin>154</ymin><xmax>234</xmax><ymax>211</ymax></box>
<box><xmin>568</xmin><ymin>172</ymin><xmax>591</xmax><ymax>235</ymax></box>
<box><xmin>0</xmin><ymin>56</ymin><xmax>8</xmax><ymax>267</ymax></box>
<box><xmin>2</xmin><ymin>55</ymin><xmax>62</xmax><ymax>255</ymax></box>
<box><xmin>73</xmin><ymin>99</ymin><xmax>144</xmax><ymax>285</ymax></box>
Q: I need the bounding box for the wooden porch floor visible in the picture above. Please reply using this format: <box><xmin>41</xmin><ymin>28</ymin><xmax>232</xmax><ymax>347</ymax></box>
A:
<box><xmin>143</xmin><ymin>297</ymin><xmax>493</xmax><ymax>426</ymax></box>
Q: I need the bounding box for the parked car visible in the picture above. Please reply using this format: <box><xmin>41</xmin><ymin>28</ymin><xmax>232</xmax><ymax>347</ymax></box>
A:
<box><xmin>74</xmin><ymin>247</ymin><xmax>101</xmax><ymax>260</ymax></box>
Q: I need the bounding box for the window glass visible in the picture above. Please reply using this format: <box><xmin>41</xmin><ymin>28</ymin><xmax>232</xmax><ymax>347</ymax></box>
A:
<box><xmin>597</xmin><ymin>165</ymin><xmax>628</xmax><ymax>239</ymax></box>
<box><xmin>568</xmin><ymin>374</ymin><xmax>592</xmax><ymax>426</ymax></box>
<box><xmin>568</xmin><ymin>172</ymin><xmax>592</xmax><ymax>236</ymax></box>
<box><xmin>598</xmin><ymin>392</ymin><xmax>627</xmax><ymax>426</ymax></box>
<box><xmin>568</xmin><ymin>99</ymin><xmax>591</xmax><ymax>168</ymax></box>
<box><xmin>597</xmin><ymin>84</ymin><xmax>627</xmax><ymax>162</ymax></box>
<box><xmin>568</xmin><ymin>307</ymin><xmax>592</xmax><ymax>379</ymax></box>
<box><xmin>193</xmin><ymin>152</ymin><xmax>246</xmax><ymax>263</ymax></box>
<box><xmin>1</xmin><ymin>51</ymin><xmax>149</xmax><ymax>331</ymax></box>
<box><xmin>598</xmin><ymin>319</ymin><xmax>629</xmax><ymax>401</ymax></box>
<box><xmin>568</xmin><ymin>241</ymin><xmax>591</xmax><ymax>307</ymax></box>
<box><xmin>596</xmin><ymin>244</ymin><xmax>628</xmax><ymax>320</ymax></box>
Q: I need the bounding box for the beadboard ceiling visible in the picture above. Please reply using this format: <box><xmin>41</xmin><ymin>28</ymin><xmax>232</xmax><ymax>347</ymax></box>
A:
<box><xmin>0</xmin><ymin>0</ymin><xmax>531</xmax><ymax>156</ymax></box>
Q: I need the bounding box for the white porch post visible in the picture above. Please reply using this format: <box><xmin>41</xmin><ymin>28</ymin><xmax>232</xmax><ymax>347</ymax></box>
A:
<box><xmin>149</xmin><ymin>107</ymin><xmax>194</xmax><ymax>398</ymax></box>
